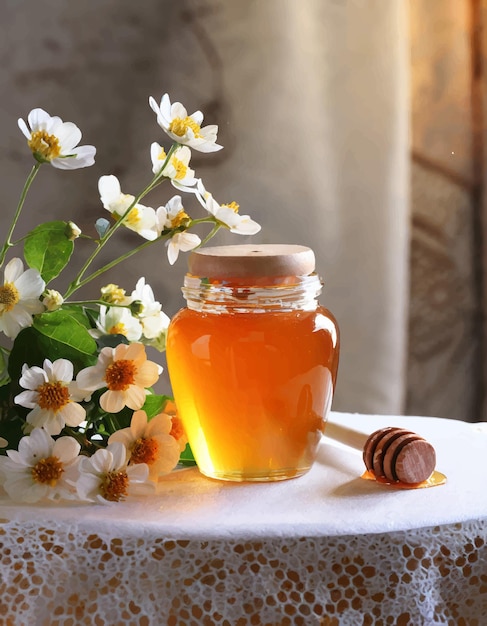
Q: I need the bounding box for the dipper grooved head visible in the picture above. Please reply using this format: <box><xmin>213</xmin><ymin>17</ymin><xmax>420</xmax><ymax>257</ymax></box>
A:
<box><xmin>363</xmin><ymin>427</ymin><xmax>436</xmax><ymax>484</ymax></box>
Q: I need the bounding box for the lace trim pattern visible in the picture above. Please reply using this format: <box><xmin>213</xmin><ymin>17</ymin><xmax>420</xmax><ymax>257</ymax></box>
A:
<box><xmin>1</xmin><ymin>517</ymin><xmax>486</xmax><ymax>625</ymax></box>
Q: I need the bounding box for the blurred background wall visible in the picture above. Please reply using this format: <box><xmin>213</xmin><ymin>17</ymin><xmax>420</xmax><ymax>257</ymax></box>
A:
<box><xmin>0</xmin><ymin>0</ymin><xmax>484</xmax><ymax>421</ymax></box>
<box><xmin>408</xmin><ymin>0</ymin><xmax>485</xmax><ymax>422</ymax></box>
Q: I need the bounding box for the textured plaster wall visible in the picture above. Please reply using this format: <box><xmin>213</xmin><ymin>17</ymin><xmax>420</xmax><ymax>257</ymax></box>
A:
<box><xmin>0</xmin><ymin>0</ymin><xmax>410</xmax><ymax>413</ymax></box>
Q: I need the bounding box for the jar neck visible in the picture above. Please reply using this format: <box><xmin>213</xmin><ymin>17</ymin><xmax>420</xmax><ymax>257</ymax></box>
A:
<box><xmin>182</xmin><ymin>274</ymin><xmax>323</xmax><ymax>313</ymax></box>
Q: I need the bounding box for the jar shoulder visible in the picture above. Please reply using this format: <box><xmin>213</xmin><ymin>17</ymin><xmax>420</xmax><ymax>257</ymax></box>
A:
<box><xmin>316</xmin><ymin>304</ymin><xmax>339</xmax><ymax>331</ymax></box>
<box><xmin>169</xmin><ymin>305</ymin><xmax>339</xmax><ymax>331</ymax></box>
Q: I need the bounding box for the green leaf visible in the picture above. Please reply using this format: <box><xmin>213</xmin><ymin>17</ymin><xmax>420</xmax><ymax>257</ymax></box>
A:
<box><xmin>0</xmin><ymin>380</ymin><xmax>26</xmax><ymax>455</ymax></box>
<box><xmin>24</xmin><ymin>221</ymin><xmax>74</xmax><ymax>283</ymax></box>
<box><xmin>95</xmin><ymin>334</ymin><xmax>130</xmax><ymax>350</ymax></box>
<box><xmin>61</xmin><ymin>305</ymin><xmax>93</xmax><ymax>329</ymax></box>
<box><xmin>0</xmin><ymin>414</ymin><xmax>25</xmax><ymax>456</ymax></box>
<box><xmin>179</xmin><ymin>443</ymin><xmax>196</xmax><ymax>466</ymax></box>
<box><xmin>8</xmin><ymin>318</ymin><xmax>98</xmax><ymax>388</ymax></box>
<box><xmin>33</xmin><ymin>310</ymin><xmax>97</xmax><ymax>356</ymax></box>
<box><xmin>7</xmin><ymin>329</ymin><xmax>45</xmax><ymax>392</ymax></box>
<box><xmin>143</xmin><ymin>394</ymin><xmax>172</xmax><ymax>418</ymax></box>
<box><xmin>6</xmin><ymin>310</ymin><xmax>98</xmax><ymax>386</ymax></box>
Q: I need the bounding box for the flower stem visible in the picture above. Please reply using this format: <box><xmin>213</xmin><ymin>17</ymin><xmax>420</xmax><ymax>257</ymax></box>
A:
<box><xmin>65</xmin><ymin>191</ymin><xmax>149</xmax><ymax>297</ymax></box>
<box><xmin>68</xmin><ymin>216</ymin><xmax>220</xmax><ymax>294</ymax></box>
<box><xmin>63</xmin><ymin>427</ymin><xmax>89</xmax><ymax>447</ymax></box>
<box><xmin>65</xmin><ymin>234</ymin><xmax>166</xmax><ymax>295</ymax></box>
<box><xmin>106</xmin><ymin>414</ymin><xmax>121</xmax><ymax>435</ymax></box>
<box><xmin>198</xmin><ymin>222</ymin><xmax>221</xmax><ymax>246</ymax></box>
<box><xmin>64</xmin><ymin>146</ymin><xmax>180</xmax><ymax>299</ymax></box>
<box><xmin>0</xmin><ymin>163</ymin><xmax>41</xmax><ymax>268</ymax></box>
<box><xmin>65</xmin><ymin>299</ymin><xmax>130</xmax><ymax>308</ymax></box>
<box><xmin>143</xmin><ymin>144</ymin><xmax>179</xmax><ymax>196</ymax></box>
<box><xmin>64</xmin><ymin>237</ymin><xmax>158</xmax><ymax>297</ymax></box>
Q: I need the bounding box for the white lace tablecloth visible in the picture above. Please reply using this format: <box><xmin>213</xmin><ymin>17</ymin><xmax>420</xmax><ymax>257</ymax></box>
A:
<box><xmin>1</xmin><ymin>412</ymin><xmax>486</xmax><ymax>626</ymax></box>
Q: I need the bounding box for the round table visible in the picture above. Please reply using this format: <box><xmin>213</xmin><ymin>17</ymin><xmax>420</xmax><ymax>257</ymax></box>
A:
<box><xmin>1</xmin><ymin>412</ymin><xmax>486</xmax><ymax>625</ymax></box>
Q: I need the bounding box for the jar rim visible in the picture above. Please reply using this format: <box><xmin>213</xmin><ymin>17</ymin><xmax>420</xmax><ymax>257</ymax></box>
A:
<box><xmin>182</xmin><ymin>272</ymin><xmax>323</xmax><ymax>313</ymax></box>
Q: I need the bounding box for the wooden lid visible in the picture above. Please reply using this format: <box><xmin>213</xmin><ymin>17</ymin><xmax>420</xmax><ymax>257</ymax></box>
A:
<box><xmin>188</xmin><ymin>244</ymin><xmax>315</xmax><ymax>279</ymax></box>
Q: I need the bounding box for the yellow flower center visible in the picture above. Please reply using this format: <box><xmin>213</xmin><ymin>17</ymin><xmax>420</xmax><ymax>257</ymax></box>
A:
<box><xmin>125</xmin><ymin>208</ymin><xmax>141</xmax><ymax>227</ymax></box>
<box><xmin>37</xmin><ymin>381</ymin><xmax>70</xmax><ymax>412</ymax></box>
<box><xmin>105</xmin><ymin>359</ymin><xmax>136</xmax><ymax>391</ymax></box>
<box><xmin>28</xmin><ymin>130</ymin><xmax>61</xmax><ymax>161</ymax></box>
<box><xmin>31</xmin><ymin>456</ymin><xmax>64</xmax><ymax>486</ymax></box>
<box><xmin>0</xmin><ymin>283</ymin><xmax>20</xmax><ymax>313</ymax></box>
<box><xmin>169</xmin><ymin>116</ymin><xmax>202</xmax><ymax>138</ymax></box>
<box><xmin>223</xmin><ymin>201</ymin><xmax>240</xmax><ymax>214</ymax></box>
<box><xmin>170</xmin><ymin>210</ymin><xmax>190</xmax><ymax>229</ymax></box>
<box><xmin>170</xmin><ymin>156</ymin><xmax>188</xmax><ymax>180</ymax></box>
<box><xmin>158</xmin><ymin>148</ymin><xmax>167</xmax><ymax>161</ymax></box>
<box><xmin>131</xmin><ymin>437</ymin><xmax>159</xmax><ymax>465</ymax></box>
<box><xmin>101</xmin><ymin>284</ymin><xmax>127</xmax><ymax>304</ymax></box>
<box><xmin>100</xmin><ymin>470</ymin><xmax>129</xmax><ymax>502</ymax></box>
<box><xmin>109</xmin><ymin>323</ymin><xmax>127</xmax><ymax>336</ymax></box>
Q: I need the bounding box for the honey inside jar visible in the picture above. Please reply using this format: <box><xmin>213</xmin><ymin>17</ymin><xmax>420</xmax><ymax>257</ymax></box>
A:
<box><xmin>166</xmin><ymin>244</ymin><xmax>340</xmax><ymax>482</ymax></box>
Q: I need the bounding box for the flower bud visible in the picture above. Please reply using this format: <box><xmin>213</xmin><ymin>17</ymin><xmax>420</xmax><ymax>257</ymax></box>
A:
<box><xmin>65</xmin><ymin>221</ymin><xmax>82</xmax><ymax>241</ymax></box>
<box><xmin>129</xmin><ymin>300</ymin><xmax>145</xmax><ymax>317</ymax></box>
<box><xmin>100</xmin><ymin>284</ymin><xmax>131</xmax><ymax>305</ymax></box>
<box><xmin>42</xmin><ymin>289</ymin><xmax>64</xmax><ymax>311</ymax></box>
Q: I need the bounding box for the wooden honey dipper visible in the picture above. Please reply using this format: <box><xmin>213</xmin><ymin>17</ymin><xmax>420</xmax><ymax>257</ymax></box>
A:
<box><xmin>324</xmin><ymin>422</ymin><xmax>437</xmax><ymax>484</ymax></box>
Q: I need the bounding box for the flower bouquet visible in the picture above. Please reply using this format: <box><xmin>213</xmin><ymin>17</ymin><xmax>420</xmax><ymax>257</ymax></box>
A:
<box><xmin>0</xmin><ymin>93</ymin><xmax>260</xmax><ymax>504</ymax></box>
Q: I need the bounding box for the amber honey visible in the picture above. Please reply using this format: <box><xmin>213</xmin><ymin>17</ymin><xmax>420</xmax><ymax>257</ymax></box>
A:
<box><xmin>166</xmin><ymin>244</ymin><xmax>340</xmax><ymax>482</ymax></box>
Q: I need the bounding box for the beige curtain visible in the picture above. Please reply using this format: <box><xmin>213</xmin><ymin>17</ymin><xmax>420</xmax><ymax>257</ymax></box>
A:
<box><xmin>0</xmin><ymin>0</ymin><xmax>410</xmax><ymax>415</ymax></box>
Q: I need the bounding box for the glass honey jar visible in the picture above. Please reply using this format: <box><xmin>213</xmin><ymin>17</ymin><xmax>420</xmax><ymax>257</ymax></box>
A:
<box><xmin>166</xmin><ymin>244</ymin><xmax>339</xmax><ymax>482</ymax></box>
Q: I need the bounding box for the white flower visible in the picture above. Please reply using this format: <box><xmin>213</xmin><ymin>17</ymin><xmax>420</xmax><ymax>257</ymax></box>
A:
<box><xmin>141</xmin><ymin>329</ymin><xmax>168</xmax><ymax>352</ymax></box>
<box><xmin>75</xmin><ymin>441</ymin><xmax>154</xmax><ymax>504</ymax></box>
<box><xmin>130</xmin><ymin>278</ymin><xmax>170</xmax><ymax>340</ymax></box>
<box><xmin>42</xmin><ymin>289</ymin><xmax>64</xmax><ymax>311</ymax></box>
<box><xmin>0</xmin><ymin>258</ymin><xmax>45</xmax><ymax>339</ymax></box>
<box><xmin>0</xmin><ymin>428</ymin><xmax>80</xmax><ymax>503</ymax></box>
<box><xmin>149</xmin><ymin>93</ymin><xmax>223</xmax><ymax>153</ymax></box>
<box><xmin>14</xmin><ymin>358</ymin><xmax>87</xmax><ymax>436</ymax></box>
<box><xmin>154</xmin><ymin>196</ymin><xmax>201</xmax><ymax>265</ymax></box>
<box><xmin>76</xmin><ymin>343</ymin><xmax>161</xmax><ymax>413</ymax></box>
<box><xmin>155</xmin><ymin>195</ymin><xmax>190</xmax><ymax>233</ymax></box>
<box><xmin>150</xmin><ymin>143</ymin><xmax>198</xmax><ymax>189</ymax></box>
<box><xmin>142</xmin><ymin>309</ymin><xmax>171</xmax><ymax>342</ymax></box>
<box><xmin>196</xmin><ymin>180</ymin><xmax>261</xmax><ymax>235</ymax></box>
<box><xmin>90</xmin><ymin>305</ymin><xmax>142</xmax><ymax>342</ymax></box>
<box><xmin>108</xmin><ymin>410</ymin><xmax>180</xmax><ymax>479</ymax></box>
<box><xmin>167</xmin><ymin>232</ymin><xmax>201</xmax><ymax>265</ymax></box>
<box><xmin>18</xmin><ymin>108</ymin><xmax>96</xmax><ymax>169</ymax></box>
<box><xmin>98</xmin><ymin>175</ymin><xmax>157</xmax><ymax>241</ymax></box>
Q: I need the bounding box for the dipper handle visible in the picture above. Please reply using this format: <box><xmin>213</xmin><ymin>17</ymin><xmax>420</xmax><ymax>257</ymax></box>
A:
<box><xmin>324</xmin><ymin>421</ymin><xmax>367</xmax><ymax>452</ymax></box>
